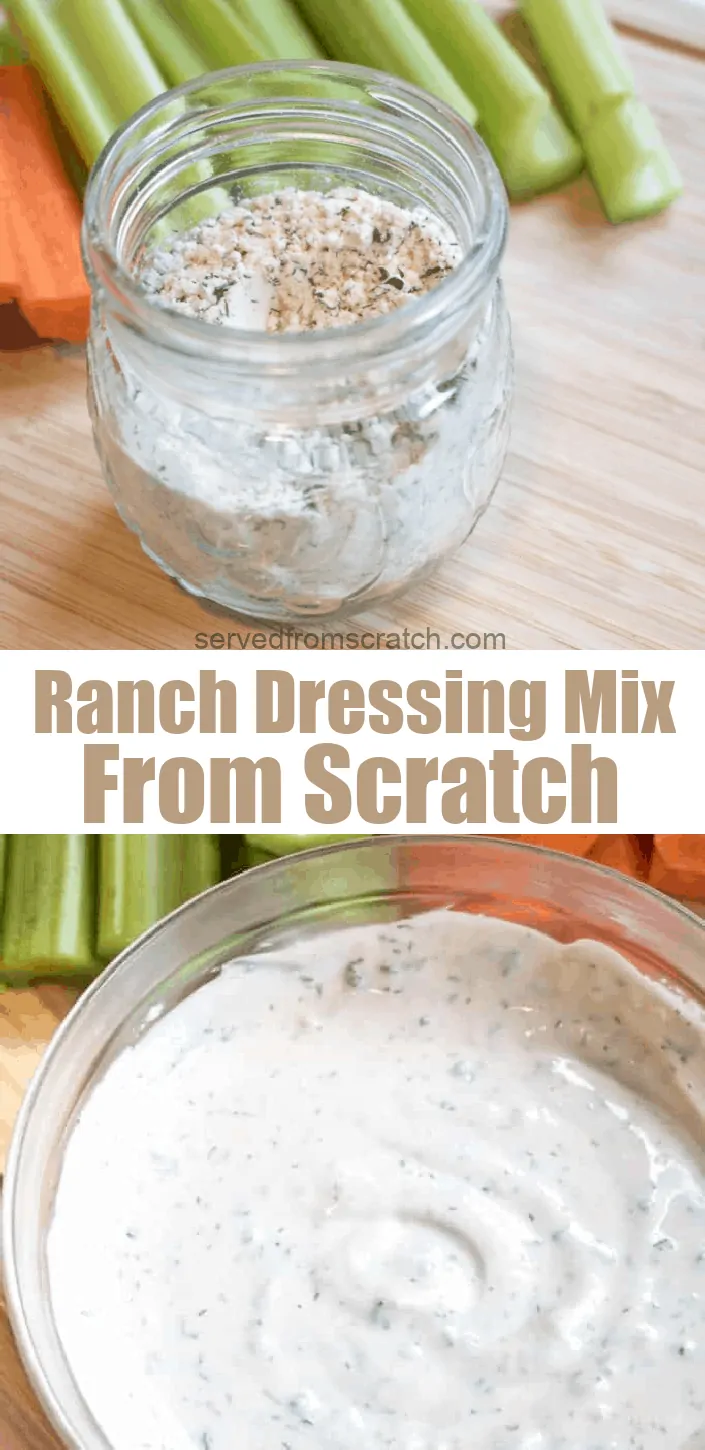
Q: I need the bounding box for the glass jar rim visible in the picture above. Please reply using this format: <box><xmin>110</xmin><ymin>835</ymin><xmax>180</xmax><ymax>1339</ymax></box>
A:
<box><xmin>82</xmin><ymin>59</ymin><xmax>509</xmax><ymax>367</ymax></box>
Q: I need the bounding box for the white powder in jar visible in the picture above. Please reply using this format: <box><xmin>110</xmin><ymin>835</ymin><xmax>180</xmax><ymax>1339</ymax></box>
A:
<box><xmin>138</xmin><ymin>187</ymin><xmax>462</xmax><ymax>331</ymax></box>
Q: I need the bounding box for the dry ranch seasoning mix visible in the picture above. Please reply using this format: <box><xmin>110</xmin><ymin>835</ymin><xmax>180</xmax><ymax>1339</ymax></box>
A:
<box><xmin>139</xmin><ymin>189</ymin><xmax>463</xmax><ymax>331</ymax></box>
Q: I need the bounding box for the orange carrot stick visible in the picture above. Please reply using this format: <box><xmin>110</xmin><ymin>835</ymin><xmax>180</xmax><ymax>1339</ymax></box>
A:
<box><xmin>0</xmin><ymin>196</ymin><xmax>21</xmax><ymax>303</ymax></box>
<box><xmin>588</xmin><ymin>834</ymin><xmax>649</xmax><ymax>880</ymax></box>
<box><xmin>0</xmin><ymin>65</ymin><xmax>88</xmax><ymax>342</ymax></box>
<box><xmin>649</xmin><ymin>836</ymin><xmax>705</xmax><ymax>899</ymax></box>
<box><xmin>0</xmin><ymin>89</ymin><xmax>22</xmax><ymax>303</ymax></box>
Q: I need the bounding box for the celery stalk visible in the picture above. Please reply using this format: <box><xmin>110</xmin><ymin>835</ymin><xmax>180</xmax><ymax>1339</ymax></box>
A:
<box><xmin>180</xmin><ymin>836</ymin><xmax>221</xmax><ymax>899</ymax></box>
<box><xmin>44</xmin><ymin>93</ymin><xmax>90</xmax><ymax>197</ymax></box>
<box><xmin>226</xmin><ymin>0</ymin><xmax>323</xmax><ymax>60</ymax></box>
<box><xmin>246</xmin><ymin>845</ymin><xmax>277</xmax><ymax>867</ymax></box>
<box><xmin>519</xmin><ymin>0</ymin><xmax>682</xmax><ymax>221</ymax></box>
<box><xmin>97</xmin><ymin>835</ymin><xmax>222</xmax><ymax>960</ymax></box>
<box><xmin>62</xmin><ymin>0</ymin><xmax>166</xmax><ymax>124</ymax></box>
<box><xmin>121</xmin><ymin>0</ymin><xmax>210</xmax><ymax>86</ymax></box>
<box><xmin>401</xmin><ymin>0</ymin><xmax>582</xmax><ymax>198</ymax></box>
<box><xmin>220</xmin><ymin>835</ymin><xmax>246</xmax><ymax>877</ymax></box>
<box><xmin>1</xmin><ymin>12</ymin><xmax>25</xmax><ymax>63</ymax></box>
<box><xmin>2</xmin><ymin>836</ymin><xmax>94</xmax><ymax>972</ymax></box>
<box><xmin>97</xmin><ymin>835</ymin><xmax>184</xmax><ymax>960</ymax></box>
<box><xmin>0</xmin><ymin>835</ymin><xmax>6</xmax><ymax>950</ymax></box>
<box><xmin>245</xmin><ymin>833</ymin><xmax>364</xmax><ymax>865</ymax></box>
<box><xmin>292</xmin><ymin>0</ymin><xmax>479</xmax><ymax>127</ymax></box>
<box><xmin>8</xmin><ymin>0</ymin><xmax>120</xmax><ymax>162</ymax></box>
<box><xmin>165</xmin><ymin>0</ymin><xmax>266</xmax><ymax>68</ymax></box>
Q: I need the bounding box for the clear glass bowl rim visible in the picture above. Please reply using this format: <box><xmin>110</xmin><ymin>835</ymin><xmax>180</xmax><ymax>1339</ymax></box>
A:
<box><xmin>3</xmin><ymin>832</ymin><xmax>705</xmax><ymax>1450</ymax></box>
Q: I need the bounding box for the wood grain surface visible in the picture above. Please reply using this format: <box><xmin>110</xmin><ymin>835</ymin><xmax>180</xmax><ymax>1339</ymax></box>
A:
<box><xmin>0</xmin><ymin>1283</ymin><xmax>62</xmax><ymax>1450</ymax></box>
<box><xmin>0</xmin><ymin>985</ymin><xmax>80</xmax><ymax>1450</ymax></box>
<box><xmin>1</xmin><ymin>27</ymin><xmax>704</xmax><ymax>650</ymax></box>
<box><xmin>486</xmin><ymin>0</ymin><xmax>705</xmax><ymax>51</ymax></box>
<box><xmin>0</xmin><ymin>986</ymin><xmax>80</xmax><ymax>1178</ymax></box>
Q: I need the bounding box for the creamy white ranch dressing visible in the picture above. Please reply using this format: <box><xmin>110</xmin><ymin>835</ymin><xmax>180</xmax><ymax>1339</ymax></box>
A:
<box><xmin>48</xmin><ymin>910</ymin><xmax>705</xmax><ymax>1450</ymax></box>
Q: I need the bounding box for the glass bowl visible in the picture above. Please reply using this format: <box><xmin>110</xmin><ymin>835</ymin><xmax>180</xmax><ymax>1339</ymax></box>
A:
<box><xmin>4</xmin><ymin>835</ymin><xmax>705</xmax><ymax>1450</ymax></box>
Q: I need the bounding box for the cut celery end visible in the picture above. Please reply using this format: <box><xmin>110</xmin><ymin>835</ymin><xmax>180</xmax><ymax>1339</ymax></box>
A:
<box><xmin>585</xmin><ymin>97</ymin><xmax>682</xmax><ymax>222</ymax></box>
<box><xmin>601</xmin><ymin>157</ymin><xmax>682</xmax><ymax>223</ymax></box>
<box><xmin>487</xmin><ymin>103</ymin><xmax>583</xmax><ymax>198</ymax></box>
<box><xmin>399</xmin><ymin>0</ymin><xmax>583</xmax><ymax>193</ymax></box>
<box><xmin>520</xmin><ymin>0</ymin><xmax>634</xmax><ymax>135</ymax></box>
<box><xmin>2</xmin><ymin>836</ymin><xmax>95</xmax><ymax>971</ymax></box>
<box><xmin>519</xmin><ymin>0</ymin><xmax>680</xmax><ymax>220</ymax></box>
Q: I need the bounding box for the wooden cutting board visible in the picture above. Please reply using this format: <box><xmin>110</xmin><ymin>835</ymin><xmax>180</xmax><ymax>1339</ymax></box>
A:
<box><xmin>1</xmin><ymin>19</ymin><xmax>705</xmax><ymax>649</ymax></box>
<box><xmin>0</xmin><ymin>986</ymin><xmax>80</xmax><ymax>1179</ymax></box>
<box><xmin>0</xmin><ymin>986</ymin><xmax>79</xmax><ymax>1448</ymax></box>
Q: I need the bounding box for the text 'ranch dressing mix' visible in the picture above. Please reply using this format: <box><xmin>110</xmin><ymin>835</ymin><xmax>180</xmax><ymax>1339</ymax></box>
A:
<box><xmin>48</xmin><ymin>910</ymin><xmax>705</xmax><ymax>1450</ymax></box>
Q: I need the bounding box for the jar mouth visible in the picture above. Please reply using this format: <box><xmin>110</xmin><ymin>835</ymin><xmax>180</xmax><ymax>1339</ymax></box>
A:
<box><xmin>82</xmin><ymin>60</ymin><xmax>509</xmax><ymax>367</ymax></box>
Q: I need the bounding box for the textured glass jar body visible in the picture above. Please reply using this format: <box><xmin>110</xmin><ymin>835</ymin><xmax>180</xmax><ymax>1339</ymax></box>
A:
<box><xmin>84</xmin><ymin>64</ymin><xmax>513</xmax><ymax>622</ymax></box>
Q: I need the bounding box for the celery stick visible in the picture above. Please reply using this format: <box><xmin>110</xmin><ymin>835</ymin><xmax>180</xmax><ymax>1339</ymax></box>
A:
<box><xmin>401</xmin><ymin>0</ymin><xmax>582</xmax><ymax>198</ymax></box>
<box><xmin>2</xmin><ymin>836</ymin><xmax>94</xmax><ymax>972</ymax></box>
<box><xmin>166</xmin><ymin>0</ymin><xmax>266</xmax><ymax>68</ymax></box>
<box><xmin>97</xmin><ymin>835</ymin><xmax>184</xmax><ymax>960</ymax></box>
<box><xmin>226</xmin><ymin>0</ymin><xmax>323</xmax><ymax>59</ymax></box>
<box><xmin>121</xmin><ymin>0</ymin><xmax>210</xmax><ymax>86</ymax></box>
<box><xmin>245</xmin><ymin>834</ymin><xmax>364</xmax><ymax>864</ymax></box>
<box><xmin>44</xmin><ymin>93</ymin><xmax>90</xmax><ymax>197</ymax></box>
<box><xmin>180</xmin><ymin>836</ymin><xmax>221</xmax><ymax>900</ymax></box>
<box><xmin>63</xmin><ymin>0</ymin><xmax>166</xmax><ymax>124</ymax></box>
<box><xmin>0</xmin><ymin>835</ymin><xmax>6</xmax><ymax>950</ymax></box>
<box><xmin>8</xmin><ymin>0</ymin><xmax>120</xmax><ymax>162</ymax></box>
<box><xmin>245</xmin><ymin>845</ymin><xmax>274</xmax><ymax>867</ymax></box>
<box><xmin>1</xmin><ymin>12</ymin><xmax>25</xmax><ymax>63</ymax></box>
<box><xmin>220</xmin><ymin>835</ymin><xmax>246</xmax><ymax>878</ymax></box>
<box><xmin>244</xmin><ymin>836</ymin><xmax>387</xmax><ymax>926</ymax></box>
<box><xmin>97</xmin><ymin>836</ymin><xmax>222</xmax><ymax>960</ymax></box>
<box><xmin>292</xmin><ymin>0</ymin><xmax>478</xmax><ymax>127</ymax></box>
<box><xmin>520</xmin><ymin>0</ymin><xmax>682</xmax><ymax>221</ymax></box>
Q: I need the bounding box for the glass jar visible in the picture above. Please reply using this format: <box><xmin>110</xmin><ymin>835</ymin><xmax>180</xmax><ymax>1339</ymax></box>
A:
<box><xmin>82</xmin><ymin>63</ymin><xmax>513</xmax><ymax>623</ymax></box>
